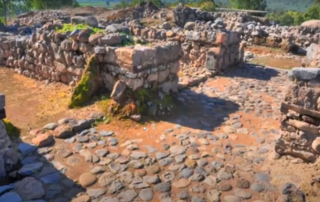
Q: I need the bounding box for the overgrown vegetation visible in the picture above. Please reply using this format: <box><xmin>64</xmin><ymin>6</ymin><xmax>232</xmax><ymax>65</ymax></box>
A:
<box><xmin>229</xmin><ymin>0</ymin><xmax>267</xmax><ymax>10</ymax></box>
<box><xmin>55</xmin><ymin>23</ymin><xmax>105</xmax><ymax>34</ymax></box>
<box><xmin>3</xmin><ymin>119</ymin><xmax>20</xmax><ymax>140</ymax></box>
<box><xmin>115</xmin><ymin>0</ymin><xmax>163</xmax><ymax>9</ymax></box>
<box><xmin>0</xmin><ymin>0</ymin><xmax>80</xmax><ymax>25</ymax></box>
<box><xmin>267</xmin><ymin>4</ymin><xmax>320</xmax><ymax>26</ymax></box>
<box><xmin>69</xmin><ymin>55</ymin><xmax>101</xmax><ymax>108</ymax></box>
<box><xmin>167</xmin><ymin>0</ymin><xmax>218</xmax><ymax>11</ymax></box>
<box><xmin>98</xmin><ymin>86</ymin><xmax>175</xmax><ymax>120</ymax></box>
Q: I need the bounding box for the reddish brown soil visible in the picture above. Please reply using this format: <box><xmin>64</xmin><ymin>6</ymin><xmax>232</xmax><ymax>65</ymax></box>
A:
<box><xmin>246</xmin><ymin>46</ymin><xmax>303</xmax><ymax>69</ymax></box>
<box><xmin>0</xmin><ymin>68</ymin><xmax>100</xmax><ymax>135</ymax></box>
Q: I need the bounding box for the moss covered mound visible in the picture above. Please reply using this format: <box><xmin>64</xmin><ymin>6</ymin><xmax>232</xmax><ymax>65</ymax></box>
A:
<box><xmin>99</xmin><ymin>87</ymin><xmax>175</xmax><ymax>120</ymax></box>
<box><xmin>69</xmin><ymin>55</ymin><xmax>101</xmax><ymax>108</ymax></box>
<box><xmin>3</xmin><ymin>119</ymin><xmax>20</xmax><ymax>139</ymax></box>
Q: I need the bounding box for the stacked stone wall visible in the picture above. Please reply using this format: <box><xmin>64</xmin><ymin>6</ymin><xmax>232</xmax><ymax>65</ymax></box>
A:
<box><xmin>130</xmin><ymin>26</ymin><xmax>244</xmax><ymax>74</ymax></box>
<box><xmin>275</xmin><ymin>68</ymin><xmax>320</xmax><ymax>162</ymax></box>
<box><xmin>0</xmin><ymin>23</ymin><xmax>243</xmax><ymax>92</ymax></box>
<box><xmin>0</xmin><ymin>29</ymin><xmax>182</xmax><ymax>95</ymax></box>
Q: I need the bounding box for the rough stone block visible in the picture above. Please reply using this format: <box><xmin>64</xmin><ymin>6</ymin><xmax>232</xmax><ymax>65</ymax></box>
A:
<box><xmin>215</xmin><ymin>32</ymin><xmax>227</xmax><ymax>45</ymax></box>
<box><xmin>100</xmin><ymin>34</ymin><xmax>122</xmax><ymax>46</ymax></box>
<box><xmin>135</xmin><ymin>46</ymin><xmax>156</xmax><ymax>67</ymax></box>
<box><xmin>0</xmin><ymin>93</ymin><xmax>5</xmax><ymax>110</ymax></box>
<box><xmin>290</xmin><ymin>67</ymin><xmax>320</xmax><ymax>81</ymax></box>
<box><xmin>205</xmin><ymin>47</ymin><xmax>225</xmax><ymax>73</ymax></box>
<box><xmin>115</xmin><ymin>47</ymin><xmax>142</xmax><ymax>71</ymax></box>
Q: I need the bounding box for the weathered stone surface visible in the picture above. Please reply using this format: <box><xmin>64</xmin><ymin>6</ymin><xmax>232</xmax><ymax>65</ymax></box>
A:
<box><xmin>118</xmin><ymin>189</ymin><xmax>138</xmax><ymax>202</ymax></box>
<box><xmin>0</xmin><ymin>192</ymin><xmax>21</xmax><ymax>202</ymax></box>
<box><xmin>312</xmin><ymin>137</ymin><xmax>320</xmax><ymax>154</ymax></box>
<box><xmin>54</xmin><ymin>125</ymin><xmax>74</xmax><ymax>138</ymax></box>
<box><xmin>14</xmin><ymin>177</ymin><xmax>45</xmax><ymax>200</ymax></box>
<box><xmin>290</xmin><ymin>67</ymin><xmax>320</xmax><ymax>81</ymax></box>
<box><xmin>79</xmin><ymin>173</ymin><xmax>97</xmax><ymax>187</ymax></box>
<box><xmin>32</xmin><ymin>133</ymin><xmax>54</xmax><ymax>147</ymax></box>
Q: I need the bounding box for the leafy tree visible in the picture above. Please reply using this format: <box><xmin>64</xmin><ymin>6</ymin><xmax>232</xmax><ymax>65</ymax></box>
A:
<box><xmin>200</xmin><ymin>1</ymin><xmax>216</xmax><ymax>11</ymax></box>
<box><xmin>115</xmin><ymin>0</ymin><xmax>163</xmax><ymax>9</ymax></box>
<box><xmin>229</xmin><ymin>0</ymin><xmax>267</xmax><ymax>11</ymax></box>
<box><xmin>26</xmin><ymin>0</ymin><xmax>78</xmax><ymax>9</ymax></box>
<box><xmin>114</xmin><ymin>0</ymin><xmax>130</xmax><ymax>9</ymax></box>
<box><xmin>0</xmin><ymin>0</ymin><xmax>20</xmax><ymax>25</ymax></box>
<box><xmin>304</xmin><ymin>4</ymin><xmax>320</xmax><ymax>21</ymax></box>
<box><xmin>267</xmin><ymin>10</ymin><xmax>305</xmax><ymax>26</ymax></box>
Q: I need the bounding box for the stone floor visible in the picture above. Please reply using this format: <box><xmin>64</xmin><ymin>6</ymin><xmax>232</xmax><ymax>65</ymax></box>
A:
<box><xmin>1</xmin><ymin>64</ymin><xmax>319</xmax><ymax>202</ymax></box>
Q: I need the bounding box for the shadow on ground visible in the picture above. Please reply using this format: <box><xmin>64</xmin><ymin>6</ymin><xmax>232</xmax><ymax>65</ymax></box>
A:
<box><xmin>224</xmin><ymin>63</ymin><xmax>280</xmax><ymax>81</ymax></box>
<box><xmin>150</xmin><ymin>89</ymin><xmax>240</xmax><ymax>131</ymax></box>
<box><xmin>0</xmin><ymin>123</ymin><xmax>86</xmax><ymax>202</ymax></box>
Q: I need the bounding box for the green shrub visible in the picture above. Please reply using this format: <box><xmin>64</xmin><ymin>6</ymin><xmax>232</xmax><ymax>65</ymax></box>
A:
<box><xmin>267</xmin><ymin>4</ymin><xmax>320</xmax><ymax>26</ymax></box>
<box><xmin>304</xmin><ymin>5</ymin><xmax>320</xmax><ymax>21</ymax></box>
<box><xmin>200</xmin><ymin>1</ymin><xmax>216</xmax><ymax>11</ymax></box>
<box><xmin>55</xmin><ymin>23</ymin><xmax>105</xmax><ymax>34</ymax></box>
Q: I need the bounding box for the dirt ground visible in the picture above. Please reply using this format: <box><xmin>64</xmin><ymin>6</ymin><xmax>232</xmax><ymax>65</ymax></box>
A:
<box><xmin>0</xmin><ymin>68</ymin><xmax>100</xmax><ymax>136</ymax></box>
<box><xmin>246</xmin><ymin>46</ymin><xmax>303</xmax><ymax>69</ymax></box>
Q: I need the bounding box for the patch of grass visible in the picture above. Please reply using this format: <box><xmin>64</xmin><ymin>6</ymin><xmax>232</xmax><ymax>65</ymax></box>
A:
<box><xmin>69</xmin><ymin>55</ymin><xmax>100</xmax><ymax>108</ymax></box>
<box><xmin>92</xmin><ymin>115</ymin><xmax>111</xmax><ymax>127</ymax></box>
<box><xmin>99</xmin><ymin>97</ymin><xmax>136</xmax><ymax>120</ymax></box>
<box><xmin>133</xmin><ymin>87</ymin><xmax>175</xmax><ymax>114</ymax></box>
<box><xmin>3</xmin><ymin>119</ymin><xmax>20</xmax><ymax>140</ymax></box>
<box><xmin>55</xmin><ymin>23</ymin><xmax>105</xmax><ymax>34</ymax></box>
<box><xmin>97</xmin><ymin>85</ymin><xmax>175</xmax><ymax>120</ymax></box>
<box><xmin>250</xmin><ymin>57</ymin><xmax>301</xmax><ymax>69</ymax></box>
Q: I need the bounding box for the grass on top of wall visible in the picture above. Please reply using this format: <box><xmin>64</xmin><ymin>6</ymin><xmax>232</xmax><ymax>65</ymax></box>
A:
<box><xmin>55</xmin><ymin>23</ymin><xmax>105</xmax><ymax>34</ymax></box>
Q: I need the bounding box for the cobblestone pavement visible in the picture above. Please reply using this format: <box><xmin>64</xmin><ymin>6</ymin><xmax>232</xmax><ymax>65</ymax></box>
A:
<box><xmin>1</xmin><ymin>65</ymin><xmax>318</xmax><ymax>202</ymax></box>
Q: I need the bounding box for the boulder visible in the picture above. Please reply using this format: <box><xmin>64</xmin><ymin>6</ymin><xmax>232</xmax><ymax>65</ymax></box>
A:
<box><xmin>184</xmin><ymin>22</ymin><xmax>195</xmax><ymax>30</ymax></box>
<box><xmin>106</xmin><ymin>24</ymin><xmax>130</xmax><ymax>34</ymax></box>
<box><xmin>100</xmin><ymin>34</ymin><xmax>122</xmax><ymax>46</ymax></box>
<box><xmin>54</xmin><ymin>124</ymin><xmax>74</xmax><ymax>138</ymax></box>
<box><xmin>32</xmin><ymin>133</ymin><xmax>54</xmax><ymax>147</ymax></box>
<box><xmin>111</xmin><ymin>80</ymin><xmax>127</xmax><ymax>101</ymax></box>
<box><xmin>306</xmin><ymin>43</ymin><xmax>320</xmax><ymax>63</ymax></box>
<box><xmin>14</xmin><ymin>177</ymin><xmax>45</xmax><ymax>200</ymax></box>
<box><xmin>85</xmin><ymin>16</ymin><xmax>99</xmax><ymax>27</ymax></box>
<box><xmin>71</xmin><ymin>16</ymin><xmax>98</xmax><ymax>27</ymax></box>
<box><xmin>161</xmin><ymin>22</ymin><xmax>172</xmax><ymax>30</ymax></box>
<box><xmin>301</xmin><ymin>20</ymin><xmax>320</xmax><ymax>29</ymax></box>
<box><xmin>290</xmin><ymin>67</ymin><xmax>320</xmax><ymax>81</ymax></box>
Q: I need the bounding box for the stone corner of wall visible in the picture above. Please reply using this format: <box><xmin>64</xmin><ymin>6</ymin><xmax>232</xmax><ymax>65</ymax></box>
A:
<box><xmin>275</xmin><ymin>68</ymin><xmax>320</xmax><ymax>162</ymax></box>
<box><xmin>0</xmin><ymin>93</ymin><xmax>5</xmax><ymax>120</ymax></box>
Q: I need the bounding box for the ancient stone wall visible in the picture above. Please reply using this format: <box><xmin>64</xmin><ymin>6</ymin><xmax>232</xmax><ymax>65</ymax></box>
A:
<box><xmin>172</xmin><ymin>5</ymin><xmax>319</xmax><ymax>51</ymax></box>
<box><xmin>183</xmin><ymin>31</ymin><xmax>243</xmax><ymax>75</ymax></box>
<box><xmin>0</xmin><ymin>29</ymin><xmax>182</xmax><ymax>96</ymax></box>
<box><xmin>130</xmin><ymin>26</ymin><xmax>243</xmax><ymax>74</ymax></box>
<box><xmin>275</xmin><ymin>68</ymin><xmax>320</xmax><ymax>162</ymax></box>
<box><xmin>100</xmin><ymin>43</ymin><xmax>182</xmax><ymax>96</ymax></box>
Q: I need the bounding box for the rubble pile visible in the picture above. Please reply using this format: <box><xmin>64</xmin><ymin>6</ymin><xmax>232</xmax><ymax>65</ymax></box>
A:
<box><xmin>275</xmin><ymin>68</ymin><xmax>320</xmax><ymax>162</ymax></box>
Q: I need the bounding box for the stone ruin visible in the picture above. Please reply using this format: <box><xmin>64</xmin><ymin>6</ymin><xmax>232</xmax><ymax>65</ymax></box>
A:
<box><xmin>275</xmin><ymin>68</ymin><xmax>320</xmax><ymax>162</ymax></box>
<box><xmin>0</xmin><ymin>94</ymin><xmax>20</xmax><ymax>179</ymax></box>
<box><xmin>171</xmin><ymin>4</ymin><xmax>316</xmax><ymax>53</ymax></box>
<box><xmin>0</xmin><ymin>8</ymin><xmax>244</xmax><ymax>116</ymax></box>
